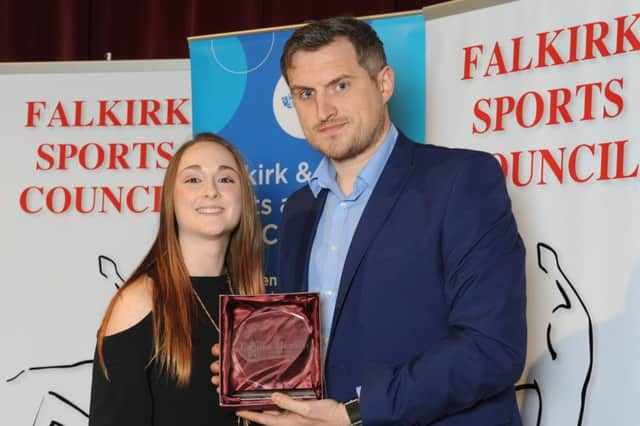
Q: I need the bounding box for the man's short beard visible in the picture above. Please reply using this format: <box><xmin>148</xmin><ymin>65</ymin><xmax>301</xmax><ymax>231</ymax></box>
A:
<box><xmin>325</xmin><ymin>136</ymin><xmax>371</xmax><ymax>162</ymax></box>
<box><xmin>323</xmin><ymin>116</ymin><xmax>387</xmax><ymax>163</ymax></box>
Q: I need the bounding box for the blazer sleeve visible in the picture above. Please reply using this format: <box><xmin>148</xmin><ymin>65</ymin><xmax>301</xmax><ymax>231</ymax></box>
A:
<box><xmin>360</xmin><ymin>152</ymin><xmax>527</xmax><ymax>424</ymax></box>
<box><xmin>278</xmin><ymin>187</ymin><xmax>325</xmax><ymax>294</ymax></box>
<box><xmin>88</xmin><ymin>316</ymin><xmax>154</xmax><ymax>426</ymax></box>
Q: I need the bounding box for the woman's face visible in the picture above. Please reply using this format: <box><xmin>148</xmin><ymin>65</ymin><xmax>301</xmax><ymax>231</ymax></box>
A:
<box><xmin>173</xmin><ymin>142</ymin><xmax>243</xmax><ymax>244</ymax></box>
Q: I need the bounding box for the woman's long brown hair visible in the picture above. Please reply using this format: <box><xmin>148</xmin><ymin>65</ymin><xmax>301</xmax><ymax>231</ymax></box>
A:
<box><xmin>96</xmin><ymin>132</ymin><xmax>265</xmax><ymax>386</ymax></box>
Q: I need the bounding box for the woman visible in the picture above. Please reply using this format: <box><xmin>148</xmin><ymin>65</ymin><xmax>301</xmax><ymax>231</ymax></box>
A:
<box><xmin>89</xmin><ymin>132</ymin><xmax>264</xmax><ymax>425</ymax></box>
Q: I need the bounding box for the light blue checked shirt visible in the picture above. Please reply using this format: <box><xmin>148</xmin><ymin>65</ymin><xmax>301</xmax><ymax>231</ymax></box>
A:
<box><xmin>308</xmin><ymin>125</ymin><xmax>398</xmax><ymax>357</ymax></box>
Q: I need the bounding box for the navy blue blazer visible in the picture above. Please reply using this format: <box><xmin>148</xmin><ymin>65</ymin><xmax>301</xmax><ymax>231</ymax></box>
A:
<box><xmin>278</xmin><ymin>133</ymin><xmax>526</xmax><ymax>425</ymax></box>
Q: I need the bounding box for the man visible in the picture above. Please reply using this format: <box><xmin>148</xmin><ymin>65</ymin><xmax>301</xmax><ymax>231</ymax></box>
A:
<box><xmin>230</xmin><ymin>16</ymin><xmax>527</xmax><ymax>425</ymax></box>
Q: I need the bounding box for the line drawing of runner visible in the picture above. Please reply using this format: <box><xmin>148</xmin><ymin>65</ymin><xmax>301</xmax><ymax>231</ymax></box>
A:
<box><xmin>5</xmin><ymin>255</ymin><xmax>124</xmax><ymax>425</ymax></box>
<box><xmin>517</xmin><ymin>242</ymin><xmax>594</xmax><ymax>426</ymax></box>
<box><xmin>98</xmin><ymin>255</ymin><xmax>124</xmax><ymax>290</ymax></box>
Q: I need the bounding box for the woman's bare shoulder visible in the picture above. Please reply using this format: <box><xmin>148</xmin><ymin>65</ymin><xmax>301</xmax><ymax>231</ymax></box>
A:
<box><xmin>104</xmin><ymin>275</ymin><xmax>153</xmax><ymax>337</ymax></box>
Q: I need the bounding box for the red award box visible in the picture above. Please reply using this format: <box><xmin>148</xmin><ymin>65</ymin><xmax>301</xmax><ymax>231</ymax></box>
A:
<box><xmin>219</xmin><ymin>292</ymin><xmax>323</xmax><ymax>410</ymax></box>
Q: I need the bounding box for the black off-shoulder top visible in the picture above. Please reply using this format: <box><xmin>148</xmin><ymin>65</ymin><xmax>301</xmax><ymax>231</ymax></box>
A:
<box><xmin>88</xmin><ymin>276</ymin><xmax>238</xmax><ymax>426</ymax></box>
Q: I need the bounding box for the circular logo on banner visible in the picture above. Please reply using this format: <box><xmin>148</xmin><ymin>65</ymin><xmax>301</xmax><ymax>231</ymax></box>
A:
<box><xmin>273</xmin><ymin>76</ymin><xmax>305</xmax><ymax>140</ymax></box>
<box><xmin>210</xmin><ymin>33</ymin><xmax>275</xmax><ymax>75</ymax></box>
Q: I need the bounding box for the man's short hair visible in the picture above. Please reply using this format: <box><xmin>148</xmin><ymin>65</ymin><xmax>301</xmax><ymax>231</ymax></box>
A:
<box><xmin>280</xmin><ymin>16</ymin><xmax>387</xmax><ymax>83</ymax></box>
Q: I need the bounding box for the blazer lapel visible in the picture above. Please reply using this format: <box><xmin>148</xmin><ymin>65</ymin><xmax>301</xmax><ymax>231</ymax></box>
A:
<box><xmin>328</xmin><ymin>135</ymin><xmax>416</xmax><ymax>340</ymax></box>
<box><xmin>298</xmin><ymin>189</ymin><xmax>328</xmax><ymax>291</ymax></box>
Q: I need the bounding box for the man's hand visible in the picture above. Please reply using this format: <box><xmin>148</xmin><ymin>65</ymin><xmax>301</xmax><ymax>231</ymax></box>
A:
<box><xmin>237</xmin><ymin>392</ymin><xmax>350</xmax><ymax>426</ymax></box>
<box><xmin>210</xmin><ymin>343</ymin><xmax>220</xmax><ymax>390</ymax></box>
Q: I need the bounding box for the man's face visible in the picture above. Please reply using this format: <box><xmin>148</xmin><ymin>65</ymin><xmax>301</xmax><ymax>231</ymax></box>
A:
<box><xmin>286</xmin><ymin>38</ymin><xmax>394</xmax><ymax>164</ymax></box>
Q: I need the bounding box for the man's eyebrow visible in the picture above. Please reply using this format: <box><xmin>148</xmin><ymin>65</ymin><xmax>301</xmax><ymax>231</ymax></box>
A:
<box><xmin>289</xmin><ymin>74</ymin><xmax>353</xmax><ymax>92</ymax></box>
<box><xmin>325</xmin><ymin>74</ymin><xmax>352</xmax><ymax>87</ymax></box>
<box><xmin>288</xmin><ymin>84</ymin><xmax>312</xmax><ymax>92</ymax></box>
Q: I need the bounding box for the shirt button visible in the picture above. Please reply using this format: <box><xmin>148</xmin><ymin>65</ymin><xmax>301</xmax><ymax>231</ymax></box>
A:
<box><xmin>325</xmin><ymin>290</ymin><xmax>333</xmax><ymax>297</ymax></box>
<box><xmin>330</xmin><ymin>244</ymin><xmax>337</xmax><ymax>251</ymax></box>
<box><xmin>340</xmin><ymin>202</ymin><xmax>347</xmax><ymax>208</ymax></box>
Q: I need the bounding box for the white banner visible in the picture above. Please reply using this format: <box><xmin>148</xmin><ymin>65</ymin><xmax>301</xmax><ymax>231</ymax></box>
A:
<box><xmin>426</xmin><ymin>1</ymin><xmax>639</xmax><ymax>424</ymax></box>
<box><xmin>0</xmin><ymin>61</ymin><xmax>191</xmax><ymax>425</ymax></box>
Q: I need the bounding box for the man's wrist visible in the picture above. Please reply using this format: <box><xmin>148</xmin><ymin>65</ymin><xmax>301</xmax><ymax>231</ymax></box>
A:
<box><xmin>344</xmin><ymin>398</ymin><xmax>362</xmax><ymax>426</ymax></box>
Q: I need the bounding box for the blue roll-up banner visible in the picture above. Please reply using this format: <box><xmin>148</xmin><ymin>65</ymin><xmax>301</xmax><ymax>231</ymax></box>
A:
<box><xmin>189</xmin><ymin>13</ymin><xmax>425</xmax><ymax>289</ymax></box>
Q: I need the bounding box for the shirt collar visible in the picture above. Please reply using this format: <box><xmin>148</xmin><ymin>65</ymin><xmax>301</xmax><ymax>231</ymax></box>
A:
<box><xmin>309</xmin><ymin>124</ymin><xmax>398</xmax><ymax>199</ymax></box>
